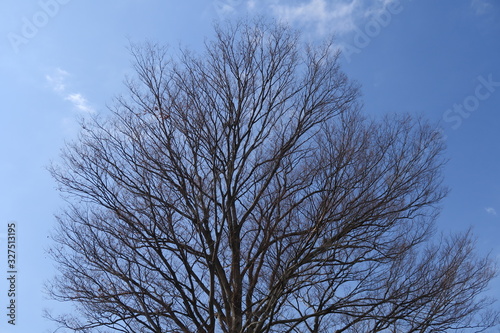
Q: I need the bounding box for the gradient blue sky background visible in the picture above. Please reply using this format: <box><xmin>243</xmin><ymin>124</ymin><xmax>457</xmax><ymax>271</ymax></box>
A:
<box><xmin>0</xmin><ymin>0</ymin><xmax>499</xmax><ymax>332</ymax></box>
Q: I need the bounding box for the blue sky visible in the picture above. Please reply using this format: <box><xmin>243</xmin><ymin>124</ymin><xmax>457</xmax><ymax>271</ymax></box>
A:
<box><xmin>0</xmin><ymin>0</ymin><xmax>499</xmax><ymax>331</ymax></box>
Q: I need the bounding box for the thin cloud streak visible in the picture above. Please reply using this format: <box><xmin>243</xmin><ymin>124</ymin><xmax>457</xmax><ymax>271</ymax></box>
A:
<box><xmin>485</xmin><ymin>207</ymin><xmax>497</xmax><ymax>216</ymax></box>
<box><xmin>270</xmin><ymin>0</ymin><xmax>399</xmax><ymax>36</ymax></box>
<box><xmin>471</xmin><ymin>0</ymin><xmax>493</xmax><ymax>15</ymax></box>
<box><xmin>271</xmin><ymin>0</ymin><xmax>359</xmax><ymax>35</ymax></box>
<box><xmin>46</xmin><ymin>68</ymin><xmax>69</xmax><ymax>93</ymax></box>
<box><xmin>45</xmin><ymin>68</ymin><xmax>94</xmax><ymax>113</ymax></box>
<box><xmin>65</xmin><ymin>93</ymin><xmax>95</xmax><ymax>114</ymax></box>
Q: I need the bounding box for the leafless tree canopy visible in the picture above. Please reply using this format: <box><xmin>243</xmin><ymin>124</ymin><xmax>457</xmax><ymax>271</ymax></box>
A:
<box><xmin>47</xmin><ymin>20</ymin><xmax>498</xmax><ymax>333</ymax></box>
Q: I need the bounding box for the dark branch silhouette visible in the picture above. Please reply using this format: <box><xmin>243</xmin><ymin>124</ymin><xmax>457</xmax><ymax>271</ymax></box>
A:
<box><xmin>47</xmin><ymin>20</ymin><xmax>498</xmax><ymax>333</ymax></box>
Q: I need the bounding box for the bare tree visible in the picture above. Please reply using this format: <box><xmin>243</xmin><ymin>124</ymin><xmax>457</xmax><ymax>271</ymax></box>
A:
<box><xmin>47</xmin><ymin>20</ymin><xmax>498</xmax><ymax>333</ymax></box>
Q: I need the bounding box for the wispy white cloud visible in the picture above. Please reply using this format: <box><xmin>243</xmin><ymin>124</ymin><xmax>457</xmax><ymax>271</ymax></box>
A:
<box><xmin>363</xmin><ymin>0</ymin><xmax>397</xmax><ymax>18</ymax></box>
<box><xmin>214</xmin><ymin>1</ymin><xmax>238</xmax><ymax>17</ymax></box>
<box><xmin>270</xmin><ymin>0</ymin><xmax>400</xmax><ymax>36</ymax></box>
<box><xmin>46</xmin><ymin>68</ymin><xmax>69</xmax><ymax>93</ymax></box>
<box><xmin>485</xmin><ymin>207</ymin><xmax>497</xmax><ymax>216</ymax></box>
<box><xmin>213</xmin><ymin>0</ymin><xmax>402</xmax><ymax>36</ymax></box>
<box><xmin>45</xmin><ymin>68</ymin><xmax>94</xmax><ymax>113</ymax></box>
<box><xmin>65</xmin><ymin>93</ymin><xmax>95</xmax><ymax>113</ymax></box>
<box><xmin>271</xmin><ymin>0</ymin><xmax>359</xmax><ymax>35</ymax></box>
<box><xmin>471</xmin><ymin>0</ymin><xmax>493</xmax><ymax>15</ymax></box>
<box><xmin>247</xmin><ymin>0</ymin><xmax>257</xmax><ymax>10</ymax></box>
